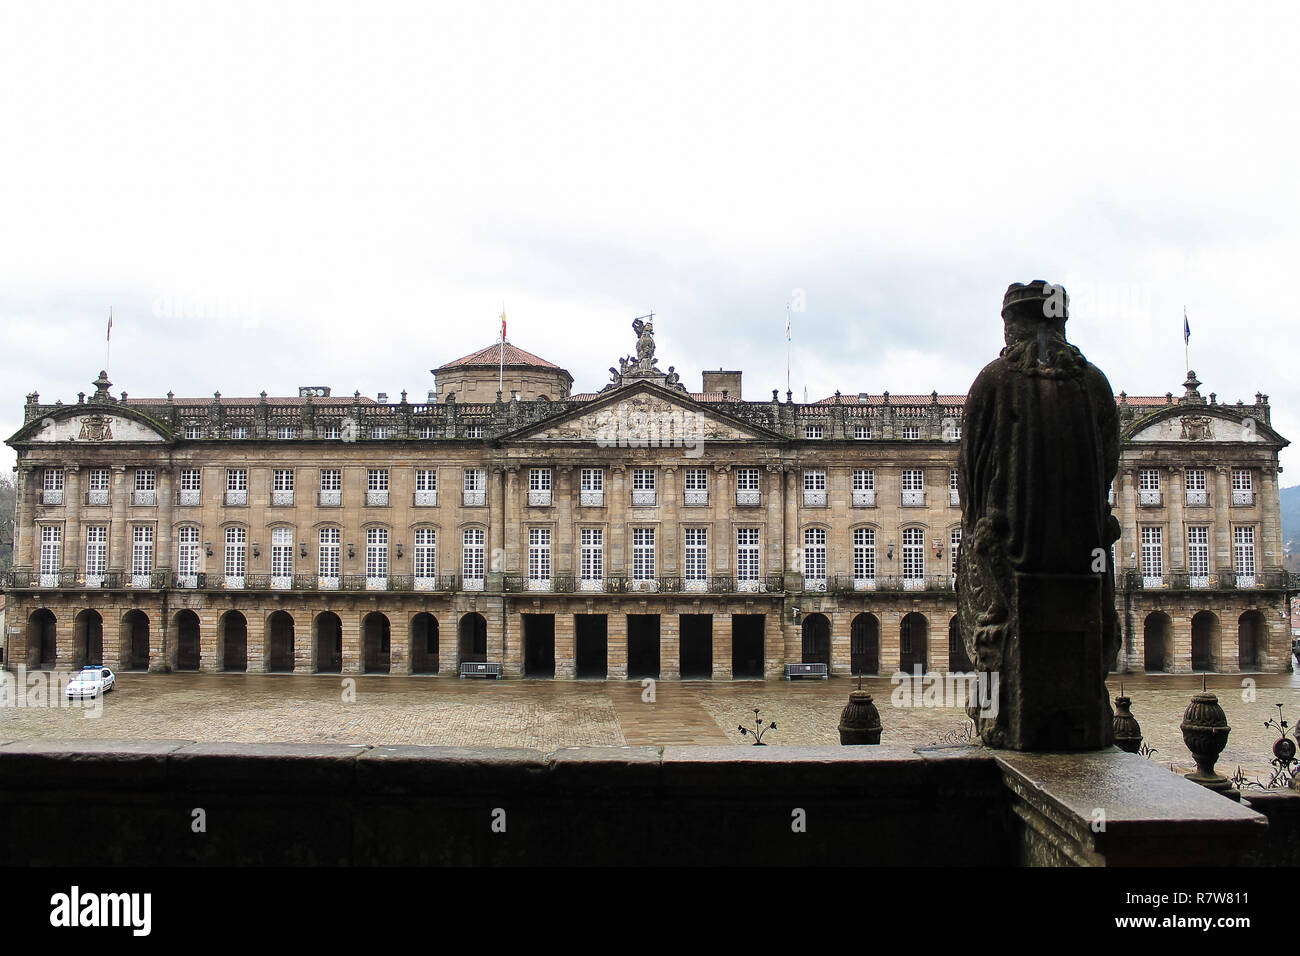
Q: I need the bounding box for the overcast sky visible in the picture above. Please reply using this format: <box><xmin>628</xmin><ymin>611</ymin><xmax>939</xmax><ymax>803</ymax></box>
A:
<box><xmin>2</xmin><ymin>1</ymin><xmax>1298</xmax><ymax>476</ymax></box>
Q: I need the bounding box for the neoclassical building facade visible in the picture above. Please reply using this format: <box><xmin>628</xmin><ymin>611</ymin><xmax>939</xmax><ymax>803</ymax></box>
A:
<box><xmin>4</xmin><ymin>322</ymin><xmax>1293</xmax><ymax>678</ymax></box>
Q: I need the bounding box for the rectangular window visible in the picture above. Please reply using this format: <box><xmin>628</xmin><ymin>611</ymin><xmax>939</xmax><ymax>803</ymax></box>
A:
<box><xmin>415</xmin><ymin>469</ymin><xmax>438</xmax><ymax>506</ymax></box>
<box><xmin>366</xmin><ymin>469</ymin><xmax>389</xmax><ymax>506</ymax></box>
<box><xmin>684</xmin><ymin>527</ymin><xmax>708</xmax><ymax>589</ymax></box>
<box><xmin>366</xmin><ymin>527</ymin><xmax>389</xmax><ymax>585</ymax></box>
<box><xmin>736</xmin><ymin>468</ymin><xmax>761</xmax><ymax>506</ymax></box>
<box><xmin>854</xmin><ymin>424</ymin><xmax>872</xmax><ymax>440</ymax></box>
<box><xmin>736</xmin><ymin>528</ymin><xmax>760</xmax><ymax>588</ymax></box>
<box><xmin>632</xmin><ymin>468</ymin><xmax>656</xmax><ymax>506</ymax></box>
<box><xmin>902</xmin><ymin>424</ymin><xmax>920</xmax><ymax>440</ymax></box>
<box><xmin>902</xmin><ymin>469</ymin><xmax>924</xmax><ymax>507</ymax></box>
<box><xmin>580</xmin><ymin>468</ymin><xmax>604</xmax><ymax>507</ymax></box>
<box><xmin>1185</xmin><ymin>468</ymin><xmax>1207</xmax><ymax>506</ymax></box>
<box><xmin>319</xmin><ymin>425</ymin><xmax>340</xmax><ymax>439</ymax></box>
<box><xmin>39</xmin><ymin>525</ymin><xmax>61</xmax><ymax>582</ymax></box>
<box><xmin>902</xmin><ymin>527</ymin><xmax>925</xmax><ymax>587</ymax></box>
<box><xmin>463</xmin><ymin>468</ymin><xmax>486</xmax><ymax>506</ymax></box>
<box><xmin>803</xmin><ymin>470</ymin><xmax>826</xmax><ymax>507</ymax></box>
<box><xmin>319</xmin><ymin>468</ymin><xmax>342</xmax><ymax>506</ymax></box>
<box><xmin>684</xmin><ymin>468</ymin><xmax>708</xmax><ymax>506</ymax></box>
<box><xmin>529</xmin><ymin>468</ymin><xmax>552</xmax><ymax>507</ymax></box>
<box><xmin>224</xmin><ymin>526</ymin><xmax>246</xmax><ymax>587</ymax></box>
<box><xmin>225</xmin><ymin>468</ymin><xmax>248</xmax><ymax>506</ymax></box>
<box><xmin>272</xmin><ymin>469</ymin><xmax>294</xmax><ymax>506</ymax></box>
<box><xmin>804</xmin><ymin>424</ymin><xmax>823</xmax><ymax>439</ymax></box>
<box><xmin>580</xmin><ymin>528</ymin><xmax>603</xmax><ymax>589</ymax></box>
<box><xmin>414</xmin><ymin>528</ymin><xmax>437</xmax><ymax>583</ymax></box>
<box><xmin>277</xmin><ymin>425</ymin><xmax>296</xmax><ymax>440</ymax></box>
<box><xmin>950</xmin><ymin>528</ymin><xmax>963</xmax><ymax>581</ymax></box>
<box><xmin>1140</xmin><ymin>526</ymin><xmax>1163</xmax><ymax>586</ymax></box>
<box><xmin>85</xmin><ymin>525</ymin><xmax>108</xmax><ymax>584</ymax></box>
<box><xmin>852</xmin><ymin>469</ymin><xmax>875</xmax><ymax>508</ymax></box>
<box><xmin>184</xmin><ymin>425</ymin><xmax>203</xmax><ymax>439</ymax></box>
<box><xmin>1188</xmin><ymin>526</ymin><xmax>1210</xmax><ymax>585</ymax></box>
<box><xmin>1232</xmin><ymin>468</ymin><xmax>1255</xmax><ymax>506</ymax></box>
<box><xmin>803</xmin><ymin>527</ymin><xmax>827</xmax><ymax>588</ymax></box>
<box><xmin>462</xmin><ymin>528</ymin><xmax>486</xmax><ymax>588</ymax></box>
<box><xmin>177</xmin><ymin>526</ymin><xmax>201</xmax><ymax>585</ymax></box>
<box><xmin>853</xmin><ymin>527</ymin><xmax>876</xmax><ymax>586</ymax></box>
<box><xmin>528</xmin><ymin>527</ymin><xmax>552</xmax><ymax>588</ymax></box>
<box><xmin>465</xmin><ymin>425</ymin><xmax>484</xmax><ymax>439</ymax></box>
<box><xmin>133</xmin><ymin>468</ymin><xmax>157</xmax><ymax>506</ymax></box>
<box><xmin>87</xmin><ymin>468</ymin><xmax>110</xmax><ymax>506</ymax></box>
<box><xmin>229</xmin><ymin>425</ymin><xmax>249</xmax><ymax>439</ymax></box>
<box><xmin>949</xmin><ymin>469</ymin><xmax>960</xmax><ymax>506</ymax></box>
<box><xmin>177</xmin><ymin>468</ymin><xmax>201</xmax><ymax>507</ymax></box>
<box><xmin>370</xmin><ymin>425</ymin><xmax>389</xmax><ymax>440</ymax></box>
<box><xmin>42</xmin><ymin>469</ymin><xmax>64</xmax><ymax>505</ymax></box>
<box><xmin>271</xmin><ymin>527</ymin><xmax>293</xmax><ymax>586</ymax></box>
<box><xmin>632</xmin><ymin>527</ymin><xmax>656</xmax><ymax>582</ymax></box>
<box><xmin>318</xmin><ymin>528</ymin><xmax>341</xmax><ymax>586</ymax></box>
<box><xmin>132</xmin><ymin>526</ymin><xmax>155</xmax><ymax>584</ymax></box>
<box><xmin>1234</xmin><ymin>526</ymin><xmax>1256</xmax><ymax>586</ymax></box>
<box><xmin>1139</xmin><ymin>468</ymin><xmax>1161</xmax><ymax>506</ymax></box>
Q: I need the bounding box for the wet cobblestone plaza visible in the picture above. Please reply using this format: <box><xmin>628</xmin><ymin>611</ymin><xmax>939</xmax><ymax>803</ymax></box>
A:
<box><xmin>3</xmin><ymin>671</ymin><xmax>1299</xmax><ymax>781</ymax></box>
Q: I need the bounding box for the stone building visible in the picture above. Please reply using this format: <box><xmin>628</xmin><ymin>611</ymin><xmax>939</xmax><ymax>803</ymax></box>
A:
<box><xmin>3</xmin><ymin>322</ymin><xmax>1293</xmax><ymax>678</ymax></box>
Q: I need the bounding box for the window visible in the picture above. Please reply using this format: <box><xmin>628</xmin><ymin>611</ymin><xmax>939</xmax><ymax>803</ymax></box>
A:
<box><xmin>224</xmin><ymin>527</ymin><xmax>246</xmax><ymax>587</ymax></box>
<box><xmin>184</xmin><ymin>425</ymin><xmax>203</xmax><ymax>439</ymax></box>
<box><xmin>853</xmin><ymin>528</ymin><xmax>876</xmax><ymax>586</ymax></box>
<box><xmin>736</xmin><ymin>468</ymin><xmax>760</xmax><ymax>506</ymax></box>
<box><xmin>1140</xmin><ymin>526</ymin><xmax>1163</xmax><ymax>586</ymax></box>
<box><xmin>1234</xmin><ymin>526</ymin><xmax>1256</xmax><ymax>586</ymax></box>
<box><xmin>803</xmin><ymin>470</ymin><xmax>826</xmax><ymax>507</ymax></box>
<box><xmin>227</xmin><ymin>425</ymin><xmax>249</xmax><ymax>439</ymax></box>
<box><xmin>42</xmin><ymin>469</ymin><xmax>64</xmax><ymax>505</ymax></box>
<box><xmin>684</xmin><ymin>527</ymin><xmax>708</xmax><ymax>590</ymax></box>
<box><xmin>803</xmin><ymin>528</ymin><xmax>827</xmax><ymax>589</ymax></box>
<box><xmin>580</xmin><ymin>468</ymin><xmax>604</xmax><ymax>506</ymax></box>
<box><xmin>1139</xmin><ymin>468</ymin><xmax>1161</xmax><ymax>506</ymax></box>
<box><xmin>632</xmin><ymin>527</ymin><xmax>656</xmax><ymax>583</ymax></box>
<box><xmin>414</xmin><ymin>528</ymin><xmax>437</xmax><ymax>585</ymax></box>
<box><xmin>226</xmin><ymin>469</ymin><xmax>248</xmax><ymax>506</ymax></box>
<box><xmin>804</xmin><ymin>424</ymin><xmax>823</xmax><ymax>440</ymax></box>
<box><xmin>902</xmin><ymin>424</ymin><xmax>920</xmax><ymax>440</ymax></box>
<box><xmin>854</xmin><ymin>424</ymin><xmax>872</xmax><ymax>440</ymax></box>
<box><xmin>370</xmin><ymin>425</ymin><xmax>389</xmax><ymax>440</ymax></box>
<box><xmin>462</xmin><ymin>528</ymin><xmax>486</xmax><ymax>589</ymax></box>
<box><xmin>277</xmin><ymin>425</ymin><xmax>296</xmax><ymax>440</ymax></box>
<box><xmin>132</xmin><ymin>526</ymin><xmax>155</xmax><ymax>584</ymax></box>
<box><xmin>415</xmin><ymin>469</ymin><xmax>438</xmax><ymax>506</ymax></box>
<box><xmin>950</xmin><ymin>528</ymin><xmax>962</xmax><ymax>581</ymax></box>
<box><xmin>528</xmin><ymin>528</ymin><xmax>552</xmax><ymax>588</ymax></box>
<box><xmin>463</xmin><ymin>468</ymin><xmax>486</xmax><ymax>506</ymax></box>
<box><xmin>366</xmin><ymin>527</ymin><xmax>389</xmax><ymax>586</ymax></box>
<box><xmin>465</xmin><ymin>424</ymin><xmax>484</xmax><ymax>439</ymax></box>
<box><xmin>177</xmin><ymin>527</ymin><xmax>201</xmax><ymax>586</ymax></box>
<box><xmin>272</xmin><ymin>469</ymin><xmax>294</xmax><ymax>506</ymax></box>
<box><xmin>949</xmin><ymin>469</ymin><xmax>960</xmax><ymax>506</ymax></box>
<box><xmin>529</xmin><ymin>468</ymin><xmax>552</xmax><ymax>507</ymax></box>
<box><xmin>580</xmin><ymin>528</ymin><xmax>603</xmax><ymax>589</ymax></box>
<box><xmin>85</xmin><ymin>525</ymin><xmax>108</xmax><ymax>585</ymax></box>
<box><xmin>902</xmin><ymin>469</ymin><xmax>924</xmax><ymax>506</ymax></box>
<box><xmin>319</xmin><ymin>425</ymin><xmax>340</xmax><ymax>439</ymax></box>
<box><xmin>632</xmin><ymin>469</ymin><xmax>656</xmax><ymax>506</ymax></box>
<box><xmin>737</xmin><ymin>528</ymin><xmax>760</xmax><ymax>589</ymax></box>
<box><xmin>1185</xmin><ymin>468</ymin><xmax>1207</xmax><ymax>506</ymax></box>
<box><xmin>133</xmin><ymin>468</ymin><xmax>157</xmax><ymax>506</ymax></box>
<box><xmin>319</xmin><ymin>468</ymin><xmax>342</xmax><ymax>506</ymax></box>
<box><xmin>1188</xmin><ymin>526</ymin><xmax>1210</xmax><ymax>586</ymax></box>
<box><xmin>318</xmin><ymin>528</ymin><xmax>341</xmax><ymax>587</ymax></box>
<box><xmin>367</xmin><ymin>468</ymin><xmax>389</xmax><ymax>506</ymax></box>
<box><xmin>177</xmin><ymin>468</ymin><xmax>201</xmax><ymax>506</ymax></box>
<box><xmin>39</xmin><ymin>526</ymin><xmax>62</xmax><ymax>584</ymax></box>
<box><xmin>87</xmin><ymin>468</ymin><xmax>110</xmax><ymax>506</ymax></box>
<box><xmin>902</xmin><ymin>527</ymin><xmax>925</xmax><ymax>587</ymax></box>
<box><xmin>1232</xmin><ymin>468</ymin><xmax>1254</xmax><ymax>506</ymax></box>
<box><xmin>852</xmin><ymin>469</ymin><xmax>875</xmax><ymax>507</ymax></box>
<box><xmin>270</xmin><ymin>527</ymin><xmax>293</xmax><ymax>586</ymax></box>
<box><xmin>684</xmin><ymin>468</ymin><xmax>708</xmax><ymax>505</ymax></box>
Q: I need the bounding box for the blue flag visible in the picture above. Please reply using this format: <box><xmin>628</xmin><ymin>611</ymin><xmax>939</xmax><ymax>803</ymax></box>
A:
<box><xmin>1184</xmin><ymin>310</ymin><xmax>1190</xmax><ymax>344</ymax></box>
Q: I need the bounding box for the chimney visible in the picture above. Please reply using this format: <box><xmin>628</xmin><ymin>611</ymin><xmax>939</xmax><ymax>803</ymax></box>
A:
<box><xmin>702</xmin><ymin>369</ymin><xmax>742</xmax><ymax>399</ymax></box>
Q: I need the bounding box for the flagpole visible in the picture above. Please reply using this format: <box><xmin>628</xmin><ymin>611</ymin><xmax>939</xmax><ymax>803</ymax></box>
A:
<box><xmin>106</xmin><ymin>307</ymin><xmax>112</xmax><ymax>376</ymax></box>
<box><xmin>499</xmin><ymin>306</ymin><xmax>506</xmax><ymax>396</ymax></box>
<box><xmin>785</xmin><ymin>302</ymin><xmax>791</xmax><ymax>396</ymax></box>
<box><xmin>1183</xmin><ymin>306</ymin><xmax>1189</xmax><ymax>377</ymax></box>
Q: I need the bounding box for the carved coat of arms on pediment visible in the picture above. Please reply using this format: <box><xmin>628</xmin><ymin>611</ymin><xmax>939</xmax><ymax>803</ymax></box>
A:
<box><xmin>77</xmin><ymin>415</ymin><xmax>113</xmax><ymax>441</ymax></box>
<box><xmin>1179</xmin><ymin>415</ymin><xmax>1213</xmax><ymax>441</ymax></box>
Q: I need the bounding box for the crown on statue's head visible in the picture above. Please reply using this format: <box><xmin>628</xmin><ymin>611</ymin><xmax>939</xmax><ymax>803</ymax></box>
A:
<box><xmin>1002</xmin><ymin>280</ymin><xmax>1068</xmax><ymax>322</ymax></box>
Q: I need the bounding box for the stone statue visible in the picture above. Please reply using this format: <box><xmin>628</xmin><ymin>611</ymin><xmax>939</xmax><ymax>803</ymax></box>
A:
<box><xmin>632</xmin><ymin>315</ymin><xmax>656</xmax><ymax>368</ymax></box>
<box><xmin>956</xmin><ymin>281</ymin><xmax>1121</xmax><ymax>750</ymax></box>
<box><xmin>665</xmin><ymin>366</ymin><xmax>680</xmax><ymax>387</ymax></box>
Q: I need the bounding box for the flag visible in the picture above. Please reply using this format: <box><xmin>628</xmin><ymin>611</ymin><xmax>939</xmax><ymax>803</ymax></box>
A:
<box><xmin>500</xmin><ymin>309</ymin><xmax>507</xmax><ymax>342</ymax></box>
<box><xmin>785</xmin><ymin>304</ymin><xmax>791</xmax><ymax>342</ymax></box>
<box><xmin>107</xmin><ymin>309</ymin><xmax>113</xmax><ymax>341</ymax></box>
<box><xmin>1183</xmin><ymin>308</ymin><xmax>1190</xmax><ymax>345</ymax></box>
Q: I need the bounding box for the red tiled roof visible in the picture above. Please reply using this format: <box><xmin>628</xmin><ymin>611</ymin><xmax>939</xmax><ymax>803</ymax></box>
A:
<box><xmin>435</xmin><ymin>341</ymin><xmax>567</xmax><ymax>373</ymax></box>
<box><xmin>815</xmin><ymin>393</ymin><xmax>1176</xmax><ymax>407</ymax></box>
<box><xmin>124</xmin><ymin>396</ymin><xmax>378</xmax><ymax>406</ymax></box>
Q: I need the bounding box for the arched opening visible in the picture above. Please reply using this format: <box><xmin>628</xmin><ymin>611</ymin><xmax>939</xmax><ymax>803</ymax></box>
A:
<box><xmin>850</xmin><ymin>613</ymin><xmax>879</xmax><ymax>675</ymax></box>
<box><xmin>174</xmin><ymin>610</ymin><xmax>201</xmax><ymax>670</ymax></box>
<box><xmin>120</xmin><ymin>610</ymin><xmax>150</xmax><ymax>670</ymax></box>
<box><xmin>314</xmin><ymin>612</ymin><xmax>342</xmax><ymax>673</ymax></box>
<box><xmin>1239</xmin><ymin>610</ymin><xmax>1267</xmax><ymax>671</ymax></box>
<box><xmin>458</xmin><ymin>612</ymin><xmax>488</xmax><ymax>664</ymax></box>
<box><xmin>219</xmin><ymin>611</ymin><xmax>248</xmax><ymax>672</ymax></box>
<box><xmin>948</xmin><ymin>615</ymin><xmax>973</xmax><ymax>672</ymax></box>
<box><xmin>899</xmin><ymin>612</ymin><xmax>929</xmax><ymax>673</ymax></box>
<box><xmin>26</xmin><ymin>609</ymin><xmax>57</xmax><ymax>669</ymax></box>
<box><xmin>1143</xmin><ymin>612</ymin><xmax>1173</xmax><ymax>673</ymax></box>
<box><xmin>1191</xmin><ymin>610</ymin><xmax>1220</xmax><ymax>672</ymax></box>
<box><xmin>410</xmin><ymin>613</ymin><xmax>439</xmax><ymax>674</ymax></box>
<box><xmin>363</xmin><ymin>612</ymin><xmax>391</xmax><ymax>673</ymax></box>
<box><xmin>800</xmin><ymin>613</ymin><xmax>831</xmax><ymax>668</ymax></box>
<box><xmin>73</xmin><ymin>609</ymin><xmax>103</xmax><ymax>668</ymax></box>
<box><xmin>267</xmin><ymin>611</ymin><xmax>295</xmax><ymax>672</ymax></box>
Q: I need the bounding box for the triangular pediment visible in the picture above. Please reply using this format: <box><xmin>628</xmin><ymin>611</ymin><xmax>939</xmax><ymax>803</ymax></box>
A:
<box><xmin>500</xmin><ymin>381</ymin><xmax>783</xmax><ymax>445</ymax></box>
<box><xmin>1125</xmin><ymin>405</ymin><xmax>1287</xmax><ymax>446</ymax></box>
<box><xmin>11</xmin><ymin>405</ymin><xmax>170</xmax><ymax>445</ymax></box>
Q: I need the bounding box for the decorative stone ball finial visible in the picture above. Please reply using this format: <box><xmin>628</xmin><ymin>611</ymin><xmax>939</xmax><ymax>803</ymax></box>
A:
<box><xmin>1112</xmin><ymin>689</ymin><xmax>1143</xmax><ymax>754</ymax></box>
<box><xmin>1180</xmin><ymin>683</ymin><xmax>1236</xmax><ymax>798</ymax></box>
<box><xmin>839</xmin><ymin>678</ymin><xmax>882</xmax><ymax>745</ymax></box>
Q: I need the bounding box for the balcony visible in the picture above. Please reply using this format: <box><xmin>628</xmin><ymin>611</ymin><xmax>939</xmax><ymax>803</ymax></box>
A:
<box><xmin>365</xmin><ymin>490</ymin><xmax>389</xmax><ymax>507</ymax></box>
<box><xmin>1186</xmin><ymin>490</ymin><xmax>1207</xmax><ymax>506</ymax></box>
<box><xmin>85</xmin><ymin>490</ymin><xmax>109</xmax><ymax>506</ymax></box>
<box><xmin>735</xmin><ymin>491</ymin><xmax>761</xmax><ymax>507</ymax></box>
<box><xmin>528</xmin><ymin>490</ymin><xmax>552</xmax><ymax>507</ymax></box>
<box><xmin>225</xmin><ymin>490</ymin><xmax>247</xmax><ymax>506</ymax></box>
<box><xmin>132</xmin><ymin>490</ymin><xmax>157</xmax><ymax>507</ymax></box>
<box><xmin>414</xmin><ymin>491</ymin><xmax>438</xmax><ymax>507</ymax></box>
<box><xmin>1139</xmin><ymin>490</ymin><xmax>1162</xmax><ymax>507</ymax></box>
<box><xmin>852</xmin><ymin>490</ymin><xmax>876</xmax><ymax>508</ymax></box>
<box><xmin>685</xmin><ymin>577</ymin><xmax>708</xmax><ymax>592</ymax></box>
<box><xmin>272</xmin><ymin>490</ymin><xmax>294</xmax><ymax>507</ymax></box>
<box><xmin>271</xmin><ymin>575</ymin><xmax>292</xmax><ymax>590</ymax></box>
<box><xmin>901</xmin><ymin>491</ymin><xmax>924</xmax><ymax>507</ymax></box>
<box><xmin>803</xmin><ymin>576</ymin><xmax>828</xmax><ymax>592</ymax></box>
<box><xmin>319</xmin><ymin>490</ymin><xmax>341</xmax><ymax>507</ymax></box>
<box><xmin>463</xmin><ymin>491</ymin><xmax>486</xmax><ymax>507</ymax></box>
<box><xmin>579</xmin><ymin>576</ymin><xmax>604</xmax><ymax>591</ymax></box>
<box><xmin>365</xmin><ymin>576</ymin><xmax>388</xmax><ymax>590</ymax></box>
<box><xmin>41</xmin><ymin>489</ymin><xmax>64</xmax><ymax>506</ymax></box>
<box><xmin>1236</xmin><ymin>574</ymin><xmax>1257</xmax><ymax>589</ymax></box>
<box><xmin>949</xmin><ymin>490</ymin><xmax>961</xmax><ymax>507</ymax></box>
<box><xmin>580</xmin><ymin>490</ymin><xmax>604</xmax><ymax>507</ymax></box>
<box><xmin>803</xmin><ymin>490</ymin><xmax>827</xmax><ymax>508</ymax></box>
<box><xmin>463</xmin><ymin>576</ymin><xmax>485</xmax><ymax>591</ymax></box>
<box><xmin>1232</xmin><ymin>490</ymin><xmax>1255</xmax><ymax>506</ymax></box>
<box><xmin>1142</xmin><ymin>575</ymin><xmax>1164</xmax><ymax>589</ymax></box>
<box><xmin>177</xmin><ymin>489</ymin><xmax>201</xmax><ymax>507</ymax></box>
<box><xmin>225</xmin><ymin>575</ymin><xmax>245</xmax><ymax>589</ymax></box>
<box><xmin>737</xmin><ymin>577</ymin><xmax>767</xmax><ymax>592</ymax></box>
<box><xmin>631</xmin><ymin>490</ymin><xmax>657</xmax><ymax>507</ymax></box>
<box><xmin>628</xmin><ymin>577</ymin><xmax>660</xmax><ymax>592</ymax></box>
<box><xmin>683</xmin><ymin>491</ymin><xmax>708</xmax><ymax>507</ymax></box>
<box><xmin>174</xmin><ymin>572</ymin><xmax>205</xmax><ymax>589</ymax></box>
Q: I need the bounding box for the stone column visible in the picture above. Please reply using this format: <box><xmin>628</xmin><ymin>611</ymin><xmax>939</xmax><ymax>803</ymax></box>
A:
<box><xmin>662</xmin><ymin>465</ymin><xmax>679</xmax><ymax>573</ymax></box>
<box><xmin>246</xmin><ymin>609</ymin><xmax>266</xmax><ymax>673</ymax></box>
<box><xmin>504</xmin><ymin>468</ymin><xmax>520</xmax><ymax>573</ymax></box>
<box><xmin>660</xmin><ymin>611</ymin><xmax>680</xmax><ymax>679</ymax></box>
<box><xmin>65</xmin><ymin>465</ymin><xmax>82</xmax><ymax>576</ymax></box>
<box><xmin>490</xmin><ymin>467</ymin><xmax>506</xmax><ymax>580</ymax></box>
<box><xmin>712</xmin><ymin>611</ymin><xmax>733</xmax><ymax>680</ymax></box>
<box><xmin>608</xmin><ymin>611</ymin><xmax>628</xmax><ymax>680</ymax></box>
<box><xmin>1168</xmin><ymin>466</ymin><xmax>1185</xmax><ymax>569</ymax></box>
<box><xmin>555</xmin><ymin>610</ymin><xmax>575</xmax><ymax>679</ymax></box>
<box><xmin>831</xmin><ymin>609</ymin><xmax>852</xmax><ymax>677</ymax></box>
<box><xmin>1214</xmin><ymin>466</ymin><xmax>1232</xmax><ymax>574</ymax></box>
<box><xmin>499</xmin><ymin>597</ymin><xmax>522</xmax><ymax>677</ymax></box>
<box><xmin>438</xmin><ymin>607</ymin><xmax>460</xmax><ymax>675</ymax></box>
<box><xmin>1262</xmin><ymin>465</ymin><xmax>1284</xmax><ymax>566</ymax></box>
<box><xmin>390</xmin><ymin>609</ymin><xmax>411</xmax><ymax>675</ymax></box>
<box><xmin>764</xmin><ymin>607</ymin><xmax>783</xmax><ymax>679</ymax></box>
<box><xmin>610</xmin><ymin>466</ymin><xmax>627</xmax><ymax>572</ymax></box>
<box><xmin>714</xmin><ymin>465</ymin><xmax>731</xmax><ymax>575</ymax></box>
<box><xmin>783</xmin><ymin>466</ymin><xmax>797</xmax><ymax>577</ymax></box>
<box><xmin>764</xmin><ymin>465</ymin><xmax>782</xmax><ymax>578</ymax></box>
<box><xmin>12</xmin><ymin>464</ymin><xmax>32</xmax><ymax>573</ymax></box>
<box><xmin>157</xmin><ymin>466</ymin><xmax>174</xmax><ymax>581</ymax></box>
<box><xmin>341</xmin><ymin>609</ymin><xmax>362</xmax><ymax>674</ymax></box>
<box><xmin>1117</xmin><ymin>467</ymin><xmax>1137</xmax><ymax>574</ymax></box>
<box><xmin>109</xmin><ymin>465</ymin><xmax>128</xmax><ymax>574</ymax></box>
<box><xmin>557</xmin><ymin>466</ymin><xmax>574</xmax><ymax>577</ymax></box>
<box><xmin>102</xmin><ymin>611</ymin><xmax>123</xmax><ymax>670</ymax></box>
<box><xmin>880</xmin><ymin>607</ymin><xmax>902</xmax><ymax>676</ymax></box>
<box><xmin>294</xmin><ymin>606</ymin><xmax>314</xmax><ymax>673</ymax></box>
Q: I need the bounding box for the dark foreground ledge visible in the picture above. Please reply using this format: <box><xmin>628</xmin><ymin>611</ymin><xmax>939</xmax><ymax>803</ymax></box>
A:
<box><xmin>0</xmin><ymin>740</ymin><xmax>1269</xmax><ymax>866</ymax></box>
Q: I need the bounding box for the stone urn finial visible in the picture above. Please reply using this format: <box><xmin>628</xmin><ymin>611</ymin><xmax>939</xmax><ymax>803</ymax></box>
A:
<box><xmin>1112</xmin><ymin>685</ymin><xmax>1143</xmax><ymax>754</ymax></box>
<box><xmin>1180</xmin><ymin>678</ymin><xmax>1236</xmax><ymax>798</ymax></box>
<box><xmin>839</xmin><ymin>677</ymin><xmax>882</xmax><ymax>745</ymax></box>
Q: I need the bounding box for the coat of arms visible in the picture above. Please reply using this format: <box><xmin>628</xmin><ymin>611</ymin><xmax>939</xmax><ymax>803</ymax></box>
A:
<box><xmin>1179</xmin><ymin>415</ymin><xmax>1213</xmax><ymax>441</ymax></box>
<box><xmin>77</xmin><ymin>415</ymin><xmax>113</xmax><ymax>441</ymax></box>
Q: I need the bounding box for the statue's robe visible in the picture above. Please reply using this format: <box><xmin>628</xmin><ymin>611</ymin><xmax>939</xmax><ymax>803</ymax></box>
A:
<box><xmin>956</xmin><ymin>341</ymin><xmax>1122</xmax><ymax>743</ymax></box>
